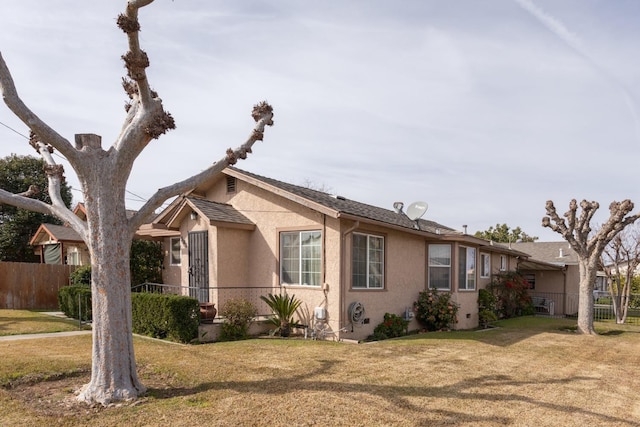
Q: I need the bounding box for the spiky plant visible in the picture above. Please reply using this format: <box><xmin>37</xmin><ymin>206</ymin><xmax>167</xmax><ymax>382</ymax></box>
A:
<box><xmin>260</xmin><ymin>293</ymin><xmax>302</xmax><ymax>337</ymax></box>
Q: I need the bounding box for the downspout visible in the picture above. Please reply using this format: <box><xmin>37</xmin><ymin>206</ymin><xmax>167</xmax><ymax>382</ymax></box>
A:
<box><xmin>340</xmin><ymin>220</ymin><xmax>360</xmax><ymax>332</ymax></box>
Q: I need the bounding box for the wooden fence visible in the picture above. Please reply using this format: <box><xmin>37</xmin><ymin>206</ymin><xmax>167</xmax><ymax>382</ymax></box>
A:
<box><xmin>0</xmin><ymin>262</ymin><xmax>76</xmax><ymax>309</ymax></box>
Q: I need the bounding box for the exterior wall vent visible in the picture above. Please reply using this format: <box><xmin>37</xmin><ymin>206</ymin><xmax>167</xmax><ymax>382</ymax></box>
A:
<box><xmin>226</xmin><ymin>176</ymin><xmax>237</xmax><ymax>193</ymax></box>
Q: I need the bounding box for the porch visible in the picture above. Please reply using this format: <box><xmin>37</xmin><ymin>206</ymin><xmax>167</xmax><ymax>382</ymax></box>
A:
<box><xmin>529</xmin><ymin>291</ymin><xmax>640</xmax><ymax>326</ymax></box>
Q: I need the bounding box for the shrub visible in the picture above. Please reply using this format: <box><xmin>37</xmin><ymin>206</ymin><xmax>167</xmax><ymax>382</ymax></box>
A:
<box><xmin>413</xmin><ymin>289</ymin><xmax>459</xmax><ymax>331</ymax></box>
<box><xmin>487</xmin><ymin>272</ymin><xmax>534</xmax><ymax>318</ymax></box>
<box><xmin>370</xmin><ymin>312</ymin><xmax>409</xmax><ymax>341</ymax></box>
<box><xmin>69</xmin><ymin>265</ymin><xmax>91</xmax><ymax>286</ymax></box>
<box><xmin>131</xmin><ymin>292</ymin><xmax>200</xmax><ymax>343</ymax></box>
<box><xmin>218</xmin><ymin>298</ymin><xmax>257</xmax><ymax>341</ymax></box>
<box><xmin>58</xmin><ymin>285</ymin><xmax>92</xmax><ymax>321</ymax></box>
<box><xmin>478</xmin><ymin>288</ymin><xmax>498</xmax><ymax>328</ymax></box>
<box><xmin>260</xmin><ymin>293</ymin><xmax>302</xmax><ymax>337</ymax></box>
<box><xmin>130</xmin><ymin>239</ymin><xmax>163</xmax><ymax>287</ymax></box>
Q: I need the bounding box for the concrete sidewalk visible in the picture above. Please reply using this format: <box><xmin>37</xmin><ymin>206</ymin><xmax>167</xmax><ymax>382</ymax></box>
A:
<box><xmin>0</xmin><ymin>330</ymin><xmax>92</xmax><ymax>341</ymax></box>
<box><xmin>0</xmin><ymin>311</ymin><xmax>91</xmax><ymax>341</ymax></box>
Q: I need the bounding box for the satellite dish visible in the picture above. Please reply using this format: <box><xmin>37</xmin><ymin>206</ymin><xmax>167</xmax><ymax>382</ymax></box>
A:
<box><xmin>406</xmin><ymin>201</ymin><xmax>428</xmax><ymax>221</ymax></box>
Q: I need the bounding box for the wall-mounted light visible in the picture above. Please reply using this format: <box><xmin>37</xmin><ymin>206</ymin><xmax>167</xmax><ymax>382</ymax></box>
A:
<box><xmin>190</xmin><ymin>211</ymin><xmax>198</xmax><ymax>220</ymax></box>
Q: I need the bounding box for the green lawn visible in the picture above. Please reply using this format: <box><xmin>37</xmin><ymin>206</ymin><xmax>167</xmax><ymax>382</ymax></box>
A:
<box><xmin>1</xmin><ymin>313</ymin><xmax>639</xmax><ymax>426</ymax></box>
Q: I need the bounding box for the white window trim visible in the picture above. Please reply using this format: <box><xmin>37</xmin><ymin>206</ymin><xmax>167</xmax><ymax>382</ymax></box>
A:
<box><xmin>280</xmin><ymin>230</ymin><xmax>322</xmax><ymax>287</ymax></box>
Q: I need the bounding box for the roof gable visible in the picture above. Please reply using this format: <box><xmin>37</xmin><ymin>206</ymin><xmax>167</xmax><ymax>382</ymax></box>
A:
<box><xmin>224</xmin><ymin>167</ymin><xmax>456</xmax><ymax>235</ymax></box>
<box><xmin>30</xmin><ymin>223</ymin><xmax>83</xmax><ymax>245</ymax></box>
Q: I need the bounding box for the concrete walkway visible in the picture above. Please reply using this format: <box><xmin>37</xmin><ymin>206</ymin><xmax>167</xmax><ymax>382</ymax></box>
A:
<box><xmin>0</xmin><ymin>330</ymin><xmax>92</xmax><ymax>341</ymax></box>
<box><xmin>0</xmin><ymin>311</ymin><xmax>92</xmax><ymax>341</ymax></box>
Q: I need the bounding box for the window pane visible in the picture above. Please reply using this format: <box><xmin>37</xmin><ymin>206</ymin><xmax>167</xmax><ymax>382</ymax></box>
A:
<box><xmin>352</xmin><ymin>233</ymin><xmax>384</xmax><ymax>289</ymax></box>
<box><xmin>170</xmin><ymin>238</ymin><xmax>181</xmax><ymax>265</ymax></box>
<box><xmin>429</xmin><ymin>244</ymin><xmax>451</xmax><ymax>266</ymax></box>
<box><xmin>466</xmin><ymin>247</ymin><xmax>476</xmax><ymax>290</ymax></box>
<box><xmin>281</xmin><ymin>231</ymin><xmax>321</xmax><ymax>286</ymax></box>
<box><xmin>429</xmin><ymin>267</ymin><xmax>450</xmax><ymax>290</ymax></box>
<box><xmin>429</xmin><ymin>244</ymin><xmax>451</xmax><ymax>290</ymax></box>
<box><xmin>352</xmin><ymin>234</ymin><xmax>367</xmax><ymax>288</ymax></box>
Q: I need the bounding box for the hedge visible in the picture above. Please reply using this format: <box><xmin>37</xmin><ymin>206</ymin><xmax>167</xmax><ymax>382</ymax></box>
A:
<box><xmin>58</xmin><ymin>287</ymin><xmax>201</xmax><ymax>344</ymax></box>
<box><xmin>58</xmin><ymin>285</ymin><xmax>92</xmax><ymax>321</ymax></box>
<box><xmin>131</xmin><ymin>292</ymin><xmax>200</xmax><ymax>343</ymax></box>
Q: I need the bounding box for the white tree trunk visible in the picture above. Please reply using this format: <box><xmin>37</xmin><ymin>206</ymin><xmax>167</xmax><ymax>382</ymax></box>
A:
<box><xmin>577</xmin><ymin>258</ymin><xmax>597</xmax><ymax>335</ymax></box>
<box><xmin>76</xmin><ymin>160</ymin><xmax>144</xmax><ymax>405</ymax></box>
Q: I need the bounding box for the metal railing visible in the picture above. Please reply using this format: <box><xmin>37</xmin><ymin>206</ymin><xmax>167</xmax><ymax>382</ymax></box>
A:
<box><xmin>529</xmin><ymin>290</ymin><xmax>640</xmax><ymax>325</ymax></box>
<box><xmin>132</xmin><ymin>283</ymin><xmax>281</xmax><ymax>317</ymax></box>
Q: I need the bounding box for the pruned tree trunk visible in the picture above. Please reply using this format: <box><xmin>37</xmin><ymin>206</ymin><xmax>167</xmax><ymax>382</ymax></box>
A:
<box><xmin>0</xmin><ymin>1</ymin><xmax>274</xmax><ymax>405</ymax></box>
<box><xmin>543</xmin><ymin>199</ymin><xmax>639</xmax><ymax>335</ymax></box>
<box><xmin>577</xmin><ymin>258</ymin><xmax>597</xmax><ymax>334</ymax></box>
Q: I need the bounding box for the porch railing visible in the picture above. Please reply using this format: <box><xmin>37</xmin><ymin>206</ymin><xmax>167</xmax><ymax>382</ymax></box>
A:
<box><xmin>529</xmin><ymin>290</ymin><xmax>640</xmax><ymax>326</ymax></box>
<box><xmin>132</xmin><ymin>283</ymin><xmax>281</xmax><ymax>317</ymax></box>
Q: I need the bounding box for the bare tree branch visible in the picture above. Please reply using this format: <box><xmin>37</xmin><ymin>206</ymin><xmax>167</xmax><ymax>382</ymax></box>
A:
<box><xmin>0</xmin><ymin>53</ymin><xmax>79</xmax><ymax>163</ymax></box>
<box><xmin>128</xmin><ymin>101</ymin><xmax>274</xmax><ymax>234</ymax></box>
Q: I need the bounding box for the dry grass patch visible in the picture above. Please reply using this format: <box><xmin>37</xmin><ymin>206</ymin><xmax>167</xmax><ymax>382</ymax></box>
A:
<box><xmin>1</xmin><ymin>316</ymin><xmax>640</xmax><ymax>426</ymax></box>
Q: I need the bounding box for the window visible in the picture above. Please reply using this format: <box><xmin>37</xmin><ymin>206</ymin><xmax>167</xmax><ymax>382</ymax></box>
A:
<box><xmin>67</xmin><ymin>247</ymin><xmax>81</xmax><ymax>266</ymax></box>
<box><xmin>352</xmin><ymin>233</ymin><xmax>384</xmax><ymax>289</ymax></box>
<box><xmin>499</xmin><ymin>255</ymin><xmax>507</xmax><ymax>271</ymax></box>
<box><xmin>280</xmin><ymin>230</ymin><xmax>322</xmax><ymax>286</ymax></box>
<box><xmin>170</xmin><ymin>237</ymin><xmax>181</xmax><ymax>266</ymax></box>
<box><xmin>480</xmin><ymin>253</ymin><xmax>490</xmax><ymax>278</ymax></box>
<box><xmin>523</xmin><ymin>273</ymin><xmax>535</xmax><ymax>290</ymax></box>
<box><xmin>458</xmin><ymin>246</ymin><xmax>476</xmax><ymax>290</ymax></box>
<box><xmin>428</xmin><ymin>244</ymin><xmax>451</xmax><ymax>290</ymax></box>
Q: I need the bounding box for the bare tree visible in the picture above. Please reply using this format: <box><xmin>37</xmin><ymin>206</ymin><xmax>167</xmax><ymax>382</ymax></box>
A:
<box><xmin>542</xmin><ymin>199</ymin><xmax>639</xmax><ymax>334</ymax></box>
<box><xmin>0</xmin><ymin>1</ymin><xmax>273</xmax><ymax>405</ymax></box>
<box><xmin>601</xmin><ymin>225</ymin><xmax>640</xmax><ymax>324</ymax></box>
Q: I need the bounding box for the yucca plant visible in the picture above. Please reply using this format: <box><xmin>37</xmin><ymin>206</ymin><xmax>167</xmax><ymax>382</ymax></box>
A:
<box><xmin>260</xmin><ymin>293</ymin><xmax>302</xmax><ymax>337</ymax></box>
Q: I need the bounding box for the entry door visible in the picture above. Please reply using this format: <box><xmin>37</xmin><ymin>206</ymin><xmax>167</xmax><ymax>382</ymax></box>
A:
<box><xmin>188</xmin><ymin>231</ymin><xmax>209</xmax><ymax>303</ymax></box>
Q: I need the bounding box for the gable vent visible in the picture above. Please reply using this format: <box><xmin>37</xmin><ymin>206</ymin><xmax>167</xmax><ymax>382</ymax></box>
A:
<box><xmin>226</xmin><ymin>176</ymin><xmax>237</xmax><ymax>193</ymax></box>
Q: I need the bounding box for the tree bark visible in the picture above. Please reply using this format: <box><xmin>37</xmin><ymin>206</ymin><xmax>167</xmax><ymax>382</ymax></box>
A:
<box><xmin>577</xmin><ymin>258</ymin><xmax>597</xmax><ymax>335</ymax></box>
<box><xmin>75</xmin><ymin>152</ymin><xmax>144</xmax><ymax>405</ymax></box>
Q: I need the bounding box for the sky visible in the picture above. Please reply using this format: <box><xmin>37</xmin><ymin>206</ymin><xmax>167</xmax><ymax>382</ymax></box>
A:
<box><xmin>1</xmin><ymin>0</ymin><xmax>639</xmax><ymax>241</ymax></box>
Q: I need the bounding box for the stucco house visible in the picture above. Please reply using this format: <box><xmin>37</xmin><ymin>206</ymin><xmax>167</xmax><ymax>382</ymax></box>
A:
<box><xmin>139</xmin><ymin>167</ymin><xmax>530</xmax><ymax>340</ymax></box>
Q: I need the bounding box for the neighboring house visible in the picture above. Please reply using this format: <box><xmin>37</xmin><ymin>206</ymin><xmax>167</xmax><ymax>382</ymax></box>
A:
<box><xmin>30</xmin><ymin>222</ymin><xmax>88</xmax><ymax>265</ymax></box>
<box><xmin>30</xmin><ymin>203</ymin><xmax>139</xmax><ymax>266</ymax></box>
<box><xmin>138</xmin><ymin>167</ymin><xmax>530</xmax><ymax>340</ymax></box>
<box><xmin>30</xmin><ymin>204</ymin><xmax>90</xmax><ymax>265</ymax></box>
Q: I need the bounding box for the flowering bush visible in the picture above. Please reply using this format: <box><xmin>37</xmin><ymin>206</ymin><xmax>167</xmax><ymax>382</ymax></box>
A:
<box><xmin>486</xmin><ymin>272</ymin><xmax>533</xmax><ymax>318</ymax></box>
<box><xmin>370</xmin><ymin>313</ymin><xmax>409</xmax><ymax>341</ymax></box>
<box><xmin>413</xmin><ymin>289</ymin><xmax>459</xmax><ymax>331</ymax></box>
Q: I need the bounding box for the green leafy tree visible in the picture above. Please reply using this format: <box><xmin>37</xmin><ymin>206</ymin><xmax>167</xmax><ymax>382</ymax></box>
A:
<box><xmin>0</xmin><ymin>154</ymin><xmax>72</xmax><ymax>261</ymax></box>
<box><xmin>130</xmin><ymin>239</ymin><xmax>163</xmax><ymax>286</ymax></box>
<box><xmin>474</xmin><ymin>223</ymin><xmax>538</xmax><ymax>243</ymax></box>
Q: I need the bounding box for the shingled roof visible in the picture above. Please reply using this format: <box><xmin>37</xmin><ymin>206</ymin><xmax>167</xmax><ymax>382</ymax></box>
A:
<box><xmin>30</xmin><ymin>223</ymin><xmax>83</xmax><ymax>245</ymax></box>
<box><xmin>187</xmin><ymin>197</ymin><xmax>254</xmax><ymax>226</ymax></box>
<box><xmin>226</xmin><ymin>167</ymin><xmax>457</xmax><ymax>235</ymax></box>
<box><xmin>510</xmin><ymin>241</ymin><xmax>578</xmax><ymax>265</ymax></box>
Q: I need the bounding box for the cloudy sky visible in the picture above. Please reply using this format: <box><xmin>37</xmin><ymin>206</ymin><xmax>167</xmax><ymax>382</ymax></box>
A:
<box><xmin>1</xmin><ymin>0</ymin><xmax>639</xmax><ymax>241</ymax></box>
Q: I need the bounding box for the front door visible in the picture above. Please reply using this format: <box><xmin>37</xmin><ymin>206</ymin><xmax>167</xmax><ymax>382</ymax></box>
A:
<box><xmin>188</xmin><ymin>231</ymin><xmax>209</xmax><ymax>303</ymax></box>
